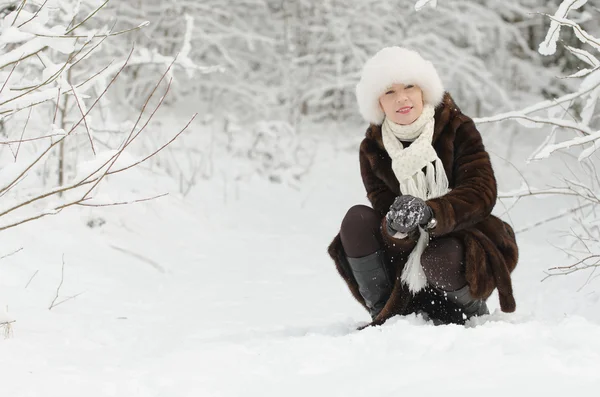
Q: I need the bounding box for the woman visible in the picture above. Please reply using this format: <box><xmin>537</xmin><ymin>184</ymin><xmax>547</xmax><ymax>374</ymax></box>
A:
<box><xmin>328</xmin><ymin>47</ymin><xmax>519</xmax><ymax>327</ymax></box>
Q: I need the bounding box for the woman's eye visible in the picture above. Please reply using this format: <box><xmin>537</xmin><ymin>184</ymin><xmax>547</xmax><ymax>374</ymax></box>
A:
<box><xmin>385</xmin><ymin>90</ymin><xmax>394</xmax><ymax>95</ymax></box>
<box><xmin>406</xmin><ymin>85</ymin><xmax>414</xmax><ymax>89</ymax></box>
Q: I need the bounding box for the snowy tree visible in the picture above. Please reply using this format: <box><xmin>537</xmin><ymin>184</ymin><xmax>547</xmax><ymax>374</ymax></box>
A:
<box><xmin>469</xmin><ymin>0</ymin><xmax>600</xmax><ymax>279</ymax></box>
<box><xmin>0</xmin><ymin>0</ymin><xmax>200</xmax><ymax>231</ymax></box>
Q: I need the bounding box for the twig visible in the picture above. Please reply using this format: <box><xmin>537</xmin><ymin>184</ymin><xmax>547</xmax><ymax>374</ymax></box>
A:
<box><xmin>578</xmin><ymin>266</ymin><xmax>598</xmax><ymax>292</ymax></box>
<box><xmin>0</xmin><ymin>59</ymin><xmax>20</xmax><ymax>96</ymax></box>
<box><xmin>70</xmin><ymin>32</ymin><xmax>112</xmax><ymax>69</ymax></box>
<box><xmin>110</xmin><ymin>245</ymin><xmax>165</xmax><ymax>273</ymax></box>
<box><xmin>66</xmin><ymin>0</ymin><xmax>109</xmax><ymax>35</ymax></box>
<box><xmin>10</xmin><ymin>0</ymin><xmax>27</xmax><ymax>27</ymax></box>
<box><xmin>0</xmin><ymin>130</ymin><xmax>68</xmax><ymax>197</ymax></box>
<box><xmin>77</xmin><ymin>193</ymin><xmax>168</xmax><ymax>207</ymax></box>
<box><xmin>542</xmin><ymin>260</ymin><xmax>600</xmax><ymax>281</ymax></box>
<box><xmin>50</xmin><ymin>292</ymin><xmax>84</xmax><ymax>309</ymax></box>
<box><xmin>14</xmin><ymin>106</ymin><xmax>33</xmax><ymax>161</ymax></box>
<box><xmin>69</xmin><ymin>82</ymin><xmax>95</xmax><ymax>155</ymax></box>
<box><xmin>48</xmin><ymin>254</ymin><xmax>66</xmax><ymax>310</ymax></box>
<box><xmin>498</xmin><ymin>187</ymin><xmax>577</xmax><ymax>199</ymax></box>
<box><xmin>549</xmin><ymin>254</ymin><xmax>600</xmax><ymax>271</ymax></box>
<box><xmin>66</xmin><ymin>46</ymin><xmax>135</xmax><ymax>140</ymax></box>
<box><xmin>1</xmin><ymin>320</ymin><xmax>15</xmax><ymax>339</ymax></box>
<box><xmin>0</xmin><ymin>133</ymin><xmax>67</xmax><ymax>145</ymax></box>
<box><xmin>0</xmin><ymin>47</ymin><xmax>46</xmax><ymax>71</ymax></box>
<box><xmin>42</xmin><ymin>23</ymin><xmax>149</xmax><ymax>39</ymax></box>
<box><xmin>516</xmin><ymin>203</ymin><xmax>595</xmax><ymax>234</ymax></box>
<box><xmin>0</xmin><ymin>247</ymin><xmax>23</xmax><ymax>260</ymax></box>
<box><xmin>115</xmin><ymin>113</ymin><xmax>198</xmax><ymax>174</ymax></box>
<box><xmin>17</xmin><ymin>0</ymin><xmax>49</xmax><ymax>28</ymax></box>
<box><xmin>77</xmin><ymin>55</ymin><xmax>177</xmax><ymax>195</ymax></box>
<box><xmin>123</xmin><ymin>55</ymin><xmax>180</xmax><ymax>148</ymax></box>
<box><xmin>53</xmin><ymin>87</ymin><xmax>61</xmax><ymax>124</ymax></box>
<box><xmin>24</xmin><ymin>269</ymin><xmax>38</xmax><ymax>289</ymax></box>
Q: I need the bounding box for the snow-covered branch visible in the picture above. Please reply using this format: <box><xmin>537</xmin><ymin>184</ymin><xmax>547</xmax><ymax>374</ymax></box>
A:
<box><xmin>414</xmin><ymin>0</ymin><xmax>438</xmax><ymax>12</ymax></box>
<box><xmin>479</xmin><ymin>0</ymin><xmax>600</xmax><ymax>161</ymax></box>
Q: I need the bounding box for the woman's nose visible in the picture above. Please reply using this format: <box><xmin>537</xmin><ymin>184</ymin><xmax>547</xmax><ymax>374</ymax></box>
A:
<box><xmin>395</xmin><ymin>93</ymin><xmax>408</xmax><ymax>102</ymax></box>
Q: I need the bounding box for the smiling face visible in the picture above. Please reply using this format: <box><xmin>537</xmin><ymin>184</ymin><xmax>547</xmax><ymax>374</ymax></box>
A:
<box><xmin>378</xmin><ymin>83</ymin><xmax>424</xmax><ymax>125</ymax></box>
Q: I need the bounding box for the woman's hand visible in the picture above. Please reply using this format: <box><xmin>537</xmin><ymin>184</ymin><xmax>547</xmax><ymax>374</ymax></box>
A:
<box><xmin>385</xmin><ymin>195</ymin><xmax>433</xmax><ymax>234</ymax></box>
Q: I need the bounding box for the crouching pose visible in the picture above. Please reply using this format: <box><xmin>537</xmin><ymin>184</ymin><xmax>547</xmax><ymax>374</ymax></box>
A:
<box><xmin>328</xmin><ymin>47</ymin><xmax>519</xmax><ymax>327</ymax></box>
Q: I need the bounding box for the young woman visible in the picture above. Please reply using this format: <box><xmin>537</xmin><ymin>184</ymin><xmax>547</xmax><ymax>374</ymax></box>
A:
<box><xmin>328</xmin><ymin>47</ymin><xmax>519</xmax><ymax>327</ymax></box>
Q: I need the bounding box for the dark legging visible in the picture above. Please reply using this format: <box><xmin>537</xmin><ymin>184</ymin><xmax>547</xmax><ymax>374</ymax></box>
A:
<box><xmin>340</xmin><ymin>204</ymin><xmax>466</xmax><ymax>291</ymax></box>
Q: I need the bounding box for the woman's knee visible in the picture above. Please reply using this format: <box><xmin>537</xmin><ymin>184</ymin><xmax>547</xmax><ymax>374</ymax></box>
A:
<box><xmin>340</xmin><ymin>205</ymin><xmax>380</xmax><ymax>234</ymax></box>
<box><xmin>339</xmin><ymin>205</ymin><xmax>381</xmax><ymax>258</ymax></box>
<box><xmin>423</xmin><ymin>237</ymin><xmax>463</xmax><ymax>261</ymax></box>
<box><xmin>421</xmin><ymin>237</ymin><xmax>466</xmax><ymax>290</ymax></box>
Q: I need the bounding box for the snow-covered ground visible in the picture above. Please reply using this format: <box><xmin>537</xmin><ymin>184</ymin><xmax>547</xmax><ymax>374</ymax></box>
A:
<box><xmin>1</xmin><ymin>116</ymin><xmax>600</xmax><ymax>396</ymax></box>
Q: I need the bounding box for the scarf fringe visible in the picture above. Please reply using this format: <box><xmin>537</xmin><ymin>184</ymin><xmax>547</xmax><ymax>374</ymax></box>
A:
<box><xmin>401</xmin><ymin>226</ymin><xmax>430</xmax><ymax>293</ymax></box>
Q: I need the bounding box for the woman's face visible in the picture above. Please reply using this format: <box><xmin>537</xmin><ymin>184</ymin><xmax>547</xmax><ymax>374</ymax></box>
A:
<box><xmin>378</xmin><ymin>83</ymin><xmax>424</xmax><ymax>125</ymax></box>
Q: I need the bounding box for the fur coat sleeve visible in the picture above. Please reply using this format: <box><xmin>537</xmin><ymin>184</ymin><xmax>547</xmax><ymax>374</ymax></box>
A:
<box><xmin>426</xmin><ymin>114</ymin><xmax>497</xmax><ymax>237</ymax></box>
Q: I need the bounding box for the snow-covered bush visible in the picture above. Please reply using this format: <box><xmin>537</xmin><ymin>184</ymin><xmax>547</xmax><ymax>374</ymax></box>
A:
<box><xmin>0</xmin><ymin>0</ymin><xmax>199</xmax><ymax>231</ymax></box>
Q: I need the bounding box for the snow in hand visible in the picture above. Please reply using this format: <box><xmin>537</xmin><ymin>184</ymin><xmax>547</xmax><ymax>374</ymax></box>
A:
<box><xmin>1</xmin><ymin>118</ymin><xmax>599</xmax><ymax>396</ymax></box>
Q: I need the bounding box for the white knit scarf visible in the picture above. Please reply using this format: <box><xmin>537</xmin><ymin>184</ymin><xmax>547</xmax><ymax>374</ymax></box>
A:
<box><xmin>381</xmin><ymin>104</ymin><xmax>450</xmax><ymax>294</ymax></box>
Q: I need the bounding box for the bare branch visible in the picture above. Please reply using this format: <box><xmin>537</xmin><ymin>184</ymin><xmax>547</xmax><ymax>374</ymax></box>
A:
<box><xmin>17</xmin><ymin>0</ymin><xmax>49</xmax><ymax>28</ymax></box>
<box><xmin>67</xmin><ymin>46</ymin><xmax>135</xmax><ymax>139</ymax></box>
<box><xmin>24</xmin><ymin>269</ymin><xmax>38</xmax><ymax>289</ymax></box>
<box><xmin>114</xmin><ymin>113</ymin><xmax>198</xmax><ymax>175</ymax></box>
<box><xmin>516</xmin><ymin>203</ymin><xmax>594</xmax><ymax>234</ymax></box>
<box><xmin>0</xmin><ymin>132</ymin><xmax>68</xmax><ymax>197</ymax></box>
<box><xmin>77</xmin><ymin>193</ymin><xmax>168</xmax><ymax>207</ymax></box>
<box><xmin>0</xmin><ymin>247</ymin><xmax>23</xmax><ymax>260</ymax></box>
<box><xmin>49</xmin><ymin>254</ymin><xmax>66</xmax><ymax>310</ymax></box>
<box><xmin>14</xmin><ymin>106</ymin><xmax>33</xmax><ymax>161</ymax></box>
<box><xmin>10</xmin><ymin>0</ymin><xmax>27</xmax><ymax>27</ymax></box>
<box><xmin>0</xmin><ymin>59</ymin><xmax>19</xmax><ymax>96</ymax></box>
<box><xmin>0</xmin><ymin>133</ymin><xmax>67</xmax><ymax>145</ymax></box>
<box><xmin>69</xmin><ymin>83</ymin><xmax>95</xmax><ymax>155</ymax></box>
<box><xmin>50</xmin><ymin>292</ymin><xmax>84</xmax><ymax>309</ymax></box>
<box><xmin>41</xmin><ymin>22</ymin><xmax>150</xmax><ymax>39</ymax></box>
<box><xmin>498</xmin><ymin>187</ymin><xmax>577</xmax><ymax>199</ymax></box>
<box><xmin>65</xmin><ymin>0</ymin><xmax>110</xmax><ymax>35</ymax></box>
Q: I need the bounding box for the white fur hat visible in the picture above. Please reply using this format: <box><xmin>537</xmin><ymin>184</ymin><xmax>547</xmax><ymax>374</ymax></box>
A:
<box><xmin>355</xmin><ymin>47</ymin><xmax>445</xmax><ymax>125</ymax></box>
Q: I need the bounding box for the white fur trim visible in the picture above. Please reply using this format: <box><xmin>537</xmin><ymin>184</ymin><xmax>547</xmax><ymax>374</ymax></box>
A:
<box><xmin>356</xmin><ymin>47</ymin><xmax>445</xmax><ymax>125</ymax></box>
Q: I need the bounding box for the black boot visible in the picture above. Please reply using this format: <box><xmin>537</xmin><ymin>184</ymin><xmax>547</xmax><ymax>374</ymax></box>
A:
<box><xmin>347</xmin><ymin>250</ymin><xmax>391</xmax><ymax>319</ymax></box>
<box><xmin>443</xmin><ymin>284</ymin><xmax>489</xmax><ymax>319</ymax></box>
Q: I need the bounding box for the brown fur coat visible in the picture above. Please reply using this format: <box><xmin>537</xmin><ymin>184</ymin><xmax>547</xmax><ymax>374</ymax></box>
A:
<box><xmin>328</xmin><ymin>92</ymin><xmax>518</xmax><ymax>326</ymax></box>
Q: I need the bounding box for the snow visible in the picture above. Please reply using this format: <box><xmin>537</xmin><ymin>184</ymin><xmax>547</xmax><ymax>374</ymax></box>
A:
<box><xmin>1</xmin><ymin>0</ymin><xmax>600</xmax><ymax>391</ymax></box>
<box><xmin>0</xmin><ymin>26</ymin><xmax>35</xmax><ymax>44</ymax></box>
<box><xmin>414</xmin><ymin>0</ymin><xmax>438</xmax><ymax>11</ymax></box>
<box><xmin>1</xmin><ymin>113</ymin><xmax>600</xmax><ymax>395</ymax></box>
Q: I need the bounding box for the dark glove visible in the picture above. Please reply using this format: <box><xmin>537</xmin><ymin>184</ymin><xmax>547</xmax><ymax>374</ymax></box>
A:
<box><xmin>385</xmin><ymin>195</ymin><xmax>433</xmax><ymax>234</ymax></box>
